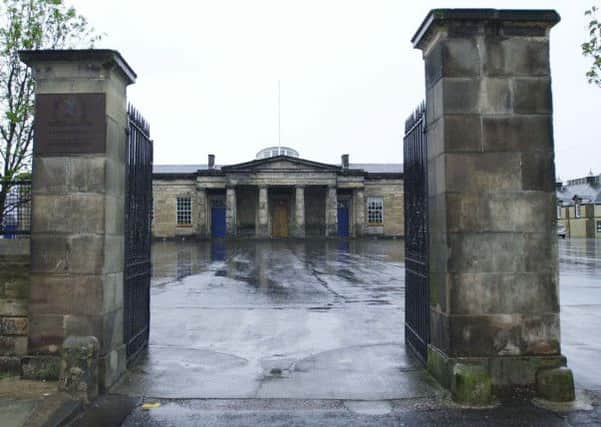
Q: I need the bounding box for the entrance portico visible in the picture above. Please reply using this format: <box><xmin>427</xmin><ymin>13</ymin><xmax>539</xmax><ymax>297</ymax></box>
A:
<box><xmin>153</xmin><ymin>153</ymin><xmax>405</xmax><ymax>239</ymax></box>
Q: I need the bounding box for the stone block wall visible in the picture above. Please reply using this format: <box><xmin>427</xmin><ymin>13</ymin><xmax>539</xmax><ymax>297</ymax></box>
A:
<box><xmin>364</xmin><ymin>180</ymin><xmax>404</xmax><ymax>237</ymax></box>
<box><xmin>0</xmin><ymin>239</ymin><xmax>30</xmax><ymax>374</ymax></box>
<box><xmin>153</xmin><ymin>181</ymin><xmax>200</xmax><ymax>238</ymax></box>
<box><xmin>413</xmin><ymin>10</ymin><xmax>571</xmax><ymax>399</ymax></box>
<box><xmin>561</xmin><ymin>205</ymin><xmax>597</xmax><ymax>238</ymax></box>
<box><xmin>21</xmin><ymin>50</ymin><xmax>137</xmax><ymax>390</ymax></box>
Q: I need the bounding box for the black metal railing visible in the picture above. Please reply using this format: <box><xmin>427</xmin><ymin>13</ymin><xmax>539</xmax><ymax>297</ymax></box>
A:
<box><xmin>124</xmin><ymin>104</ymin><xmax>153</xmax><ymax>364</ymax></box>
<box><xmin>403</xmin><ymin>102</ymin><xmax>430</xmax><ymax>363</ymax></box>
<box><xmin>0</xmin><ymin>180</ymin><xmax>32</xmax><ymax>237</ymax></box>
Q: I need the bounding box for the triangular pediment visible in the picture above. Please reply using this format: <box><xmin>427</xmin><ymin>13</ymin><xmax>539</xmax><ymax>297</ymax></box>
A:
<box><xmin>221</xmin><ymin>155</ymin><xmax>341</xmax><ymax>172</ymax></box>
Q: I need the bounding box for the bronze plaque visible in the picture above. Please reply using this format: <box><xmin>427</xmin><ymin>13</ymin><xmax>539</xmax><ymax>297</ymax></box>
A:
<box><xmin>35</xmin><ymin>93</ymin><xmax>106</xmax><ymax>155</ymax></box>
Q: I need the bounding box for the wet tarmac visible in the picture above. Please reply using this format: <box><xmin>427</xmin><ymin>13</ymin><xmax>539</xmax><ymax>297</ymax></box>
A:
<box><xmin>112</xmin><ymin>239</ymin><xmax>436</xmax><ymax>400</ymax></box>
<box><xmin>558</xmin><ymin>239</ymin><xmax>601</xmax><ymax>392</ymax></box>
<box><xmin>108</xmin><ymin>238</ymin><xmax>601</xmax><ymax>426</ymax></box>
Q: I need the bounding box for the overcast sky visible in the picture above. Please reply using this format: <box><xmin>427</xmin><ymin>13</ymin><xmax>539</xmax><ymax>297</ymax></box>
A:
<box><xmin>75</xmin><ymin>0</ymin><xmax>599</xmax><ymax>180</ymax></box>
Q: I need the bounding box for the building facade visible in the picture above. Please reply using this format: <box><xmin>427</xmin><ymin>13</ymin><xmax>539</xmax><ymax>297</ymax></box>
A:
<box><xmin>557</xmin><ymin>173</ymin><xmax>601</xmax><ymax>239</ymax></box>
<box><xmin>152</xmin><ymin>148</ymin><xmax>404</xmax><ymax>239</ymax></box>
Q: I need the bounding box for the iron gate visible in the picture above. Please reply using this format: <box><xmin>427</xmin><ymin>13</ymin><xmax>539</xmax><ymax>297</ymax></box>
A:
<box><xmin>403</xmin><ymin>102</ymin><xmax>429</xmax><ymax>363</ymax></box>
<box><xmin>124</xmin><ymin>105</ymin><xmax>153</xmax><ymax>365</ymax></box>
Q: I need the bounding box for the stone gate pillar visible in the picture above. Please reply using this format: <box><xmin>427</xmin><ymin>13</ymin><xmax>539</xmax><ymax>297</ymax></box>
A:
<box><xmin>413</xmin><ymin>10</ymin><xmax>574</xmax><ymax>402</ymax></box>
<box><xmin>20</xmin><ymin>50</ymin><xmax>136</xmax><ymax>390</ymax></box>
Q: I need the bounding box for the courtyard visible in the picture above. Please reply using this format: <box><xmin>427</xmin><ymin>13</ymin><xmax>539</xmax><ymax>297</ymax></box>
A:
<box><xmin>113</xmin><ymin>239</ymin><xmax>433</xmax><ymax>400</ymax></box>
<box><xmin>105</xmin><ymin>238</ymin><xmax>601</xmax><ymax>425</ymax></box>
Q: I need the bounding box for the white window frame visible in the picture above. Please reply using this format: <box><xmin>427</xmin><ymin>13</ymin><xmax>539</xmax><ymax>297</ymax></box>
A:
<box><xmin>556</xmin><ymin>205</ymin><xmax>561</xmax><ymax>220</ymax></box>
<box><xmin>176</xmin><ymin>196</ymin><xmax>192</xmax><ymax>226</ymax></box>
<box><xmin>367</xmin><ymin>197</ymin><xmax>384</xmax><ymax>225</ymax></box>
<box><xmin>575</xmin><ymin>203</ymin><xmax>581</xmax><ymax>219</ymax></box>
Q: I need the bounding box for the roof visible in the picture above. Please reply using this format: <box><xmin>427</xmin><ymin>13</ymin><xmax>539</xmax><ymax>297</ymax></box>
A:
<box><xmin>222</xmin><ymin>155</ymin><xmax>340</xmax><ymax>172</ymax></box>
<box><xmin>153</xmin><ymin>164</ymin><xmax>212</xmax><ymax>174</ymax></box>
<box><xmin>557</xmin><ymin>183</ymin><xmax>601</xmax><ymax>205</ymax></box>
<box><xmin>153</xmin><ymin>161</ymin><xmax>403</xmax><ymax>175</ymax></box>
<box><xmin>350</xmin><ymin>163</ymin><xmax>403</xmax><ymax>173</ymax></box>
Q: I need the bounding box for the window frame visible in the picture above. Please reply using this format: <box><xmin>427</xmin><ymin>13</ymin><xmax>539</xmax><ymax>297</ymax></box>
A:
<box><xmin>176</xmin><ymin>196</ymin><xmax>193</xmax><ymax>227</ymax></box>
<box><xmin>575</xmin><ymin>203</ymin><xmax>581</xmax><ymax>219</ymax></box>
<box><xmin>367</xmin><ymin>196</ymin><xmax>384</xmax><ymax>225</ymax></box>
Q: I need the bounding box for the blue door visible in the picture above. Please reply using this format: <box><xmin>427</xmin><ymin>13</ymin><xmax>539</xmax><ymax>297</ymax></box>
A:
<box><xmin>211</xmin><ymin>207</ymin><xmax>226</xmax><ymax>238</ymax></box>
<box><xmin>337</xmin><ymin>204</ymin><xmax>349</xmax><ymax>237</ymax></box>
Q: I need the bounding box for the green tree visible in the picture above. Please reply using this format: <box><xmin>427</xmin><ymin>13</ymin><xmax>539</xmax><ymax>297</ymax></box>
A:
<box><xmin>582</xmin><ymin>5</ymin><xmax>601</xmax><ymax>86</ymax></box>
<box><xmin>0</xmin><ymin>0</ymin><xmax>100</xmax><ymax>230</ymax></box>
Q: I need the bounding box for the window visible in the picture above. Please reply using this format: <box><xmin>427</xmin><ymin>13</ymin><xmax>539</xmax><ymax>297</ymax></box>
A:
<box><xmin>367</xmin><ymin>197</ymin><xmax>384</xmax><ymax>224</ymax></box>
<box><xmin>176</xmin><ymin>196</ymin><xmax>192</xmax><ymax>226</ymax></box>
<box><xmin>597</xmin><ymin>221</ymin><xmax>601</xmax><ymax>233</ymax></box>
<box><xmin>575</xmin><ymin>203</ymin><xmax>581</xmax><ymax>219</ymax></box>
<box><xmin>556</xmin><ymin>205</ymin><xmax>561</xmax><ymax>220</ymax></box>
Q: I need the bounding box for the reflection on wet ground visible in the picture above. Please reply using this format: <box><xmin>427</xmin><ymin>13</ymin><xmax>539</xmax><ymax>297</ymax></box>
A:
<box><xmin>558</xmin><ymin>239</ymin><xmax>601</xmax><ymax>391</ymax></box>
<box><xmin>112</xmin><ymin>238</ymin><xmax>601</xmax><ymax>399</ymax></box>
<box><xmin>113</xmin><ymin>239</ymin><xmax>428</xmax><ymax>400</ymax></box>
<box><xmin>152</xmin><ymin>239</ymin><xmax>405</xmax><ymax>308</ymax></box>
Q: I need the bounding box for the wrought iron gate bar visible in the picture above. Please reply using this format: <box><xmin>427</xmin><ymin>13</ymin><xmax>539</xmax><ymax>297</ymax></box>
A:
<box><xmin>403</xmin><ymin>102</ymin><xmax>430</xmax><ymax>363</ymax></box>
<box><xmin>124</xmin><ymin>104</ymin><xmax>153</xmax><ymax>365</ymax></box>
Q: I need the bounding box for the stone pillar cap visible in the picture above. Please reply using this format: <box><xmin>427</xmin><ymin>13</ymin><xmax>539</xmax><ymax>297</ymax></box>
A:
<box><xmin>412</xmin><ymin>9</ymin><xmax>560</xmax><ymax>49</ymax></box>
<box><xmin>19</xmin><ymin>49</ymin><xmax>137</xmax><ymax>85</ymax></box>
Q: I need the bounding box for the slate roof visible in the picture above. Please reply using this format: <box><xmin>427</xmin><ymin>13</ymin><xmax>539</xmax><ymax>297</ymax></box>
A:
<box><xmin>557</xmin><ymin>183</ymin><xmax>601</xmax><ymax>204</ymax></box>
<box><xmin>153</xmin><ymin>164</ymin><xmax>211</xmax><ymax>174</ymax></box>
<box><xmin>153</xmin><ymin>161</ymin><xmax>403</xmax><ymax>175</ymax></box>
<box><xmin>350</xmin><ymin>163</ymin><xmax>403</xmax><ymax>173</ymax></box>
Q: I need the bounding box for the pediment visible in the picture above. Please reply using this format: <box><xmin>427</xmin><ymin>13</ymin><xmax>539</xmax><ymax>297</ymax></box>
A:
<box><xmin>222</xmin><ymin>156</ymin><xmax>340</xmax><ymax>173</ymax></box>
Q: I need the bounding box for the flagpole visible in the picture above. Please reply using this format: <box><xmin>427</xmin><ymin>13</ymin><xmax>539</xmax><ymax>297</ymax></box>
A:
<box><xmin>277</xmin><ymin>79</ymin><xmax>281</xmax><ymax>150</ymax></box>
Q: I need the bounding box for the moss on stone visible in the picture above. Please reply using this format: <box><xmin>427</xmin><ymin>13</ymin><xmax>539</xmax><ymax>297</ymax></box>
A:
<box><xmin>427</xmin><ymin>345</ymin><xmax>451</xmax><ymax>389</ymax></box>
<box><xmin>536</xmin><ymin>367</ymin><xmax>575</xmax><ymax>402</ymax></box>
<box><xmin>21</xmin><ymin>356</ymin><xmax>61</xmax><ymax>381</ymax></box>
<box><xmin>37</xmin><ymin>362</ymin><xmax>60</xmax><ymax>381</ymax></box>
<box><xmin>452</xmin><ymin>363</ymin><xmax>492</xmax><ymax>406</ymax></box>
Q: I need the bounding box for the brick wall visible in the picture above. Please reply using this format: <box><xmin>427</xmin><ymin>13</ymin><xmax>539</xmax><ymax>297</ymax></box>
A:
<box><xmin>0</xmin><ymin>239</ymin><xmax>29</xmax><ymax>374</ymax></box>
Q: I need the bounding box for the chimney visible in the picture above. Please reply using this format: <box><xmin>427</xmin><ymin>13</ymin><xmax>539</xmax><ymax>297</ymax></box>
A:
<box><xmin>208</xmin><ymin>154</ymin><xmax>215</xmax><ymax>169</ymax></box>
<box><xmin>341</xmin><ymin>154</ymin><xmax>349</xmax><ymax>169</ymax></box>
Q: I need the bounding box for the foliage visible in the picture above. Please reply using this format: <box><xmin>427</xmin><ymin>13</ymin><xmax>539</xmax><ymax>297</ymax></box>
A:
<box><xmin>582</xmin><ymin>5</ymin><xmax>601</xmax><ymax>86</ymax></box>
<box><xmin>0</xmin><ymin>0</ymin><xmax>100</xmax><ymax>229</ymax></box>
<box><xmin>0</xmin><ymin>0</ymin><xmax>101</xmax><ymax>182</ymax></box>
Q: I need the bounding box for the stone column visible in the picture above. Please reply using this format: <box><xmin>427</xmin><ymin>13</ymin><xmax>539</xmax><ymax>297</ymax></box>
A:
<box><xmin>20</xmin><ymin>50</ymin><xmax>136</xmax><ymax>389</ymax></box>
<box><xmin>353</xmin><ymin>188</ymin><xmax>365</xmax><ymax>237</ymax></box>
<box><xmin>325</xmin><ymin>186</ymin><xmax>338</xmax><ymax>237</ymax></box>
<box><xmin>226</xmin><ymin>186</ymin><xmax>237</xmax><ymax>237</ymax></box>
<box><xmin>413</xmin><ymin>10</ymin><xmax>573</xmax><ymax>403</ymax></box>
<box><xmin>196</xmin><ymin>185</ymin><xmax>208</xmax><ymax>238</ymax></box>
<box><xmin>257</xmin><ymin>186</ymin><xmax>269</xmax><ymax>238</ymax></box>
<box><xmin>293</xmin><ymin>186</ymin><xmax>305</xmax><ymax>238</ymax></box>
